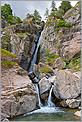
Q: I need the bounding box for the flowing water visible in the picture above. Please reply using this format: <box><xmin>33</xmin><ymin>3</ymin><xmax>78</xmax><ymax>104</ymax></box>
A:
<box><xmin>35</xmin><ymin>84</ymin><xmax>42</xmax><ymax>108</ymax></box>
<box><xmin>47</xmin><ymin>85</ymin><xmax>55</xmax><ymax>107</ymax></box>
<box><xmin>12</xmin><ymin>30</ymin><xmax>80</xmax><ymax>121</ymax></box>
<box><xmin>28</xmin><ymin>31</ymin><xmax>42</xmax><ymax>72</ymax></box>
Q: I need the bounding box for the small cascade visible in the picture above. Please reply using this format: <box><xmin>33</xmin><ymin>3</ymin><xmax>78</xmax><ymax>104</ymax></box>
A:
<box><xmin>35</xmin><ymin>84</ymin><xmax>42</xmax><ymax>108</ymax></box>
<box><xmin>47</xmin><ymin>85</ymin><xmax>55</xmax><ymax>107</ymax></box>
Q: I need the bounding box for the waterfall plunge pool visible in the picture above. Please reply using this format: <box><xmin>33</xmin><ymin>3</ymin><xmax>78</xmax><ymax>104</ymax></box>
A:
<box><xmin>10</xmin><ymin>107</ymin><xmax>80</xmax><ymax>121</ymax></box>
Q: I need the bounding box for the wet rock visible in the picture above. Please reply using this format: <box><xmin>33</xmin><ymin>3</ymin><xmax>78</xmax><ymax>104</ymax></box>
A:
<box><xmin>53</xmin><ymin>70</ymin><xmax>81</xmax><ymax>99</ymax></box>
<box><xmin>74</xmin><ymin>110</ymin><xmax>81</xmax><ymax>117</ymax></box>
<box><xmin>66</xmin><ymin>99</ymin><xmax>81</xmax><ymax>108</ymax></box>
<box><xmin>1</xmin><ymin>113</ymin><xmax>9</xmax><ymax>121</ymax></box>
<box><xmin>39</xmin><ymin>77</ymin><xmax>52</xmax><ymax>101</ymax></box>
<box><xmin>2</xmin><ymin>118</ymin><xmax>9</xmax><ymax>122</ymax></box>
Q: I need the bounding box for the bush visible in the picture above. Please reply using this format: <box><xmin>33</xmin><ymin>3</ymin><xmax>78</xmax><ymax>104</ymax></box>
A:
<box><xmin>56</xmin><ymin>19</ymin><xmax>72</xmax><ymax>28</ymax></box>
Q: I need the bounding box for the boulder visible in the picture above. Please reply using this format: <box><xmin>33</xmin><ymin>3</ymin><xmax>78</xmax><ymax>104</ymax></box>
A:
<box><xmin>39</xmin><ymin>77</ymin><xmax>52</xmax><ymax>101</ymax></box>
<box><xmin>74</xmin><ymin>110</ymin><xmax>81</xmax><ymax>117</ymax></box>
<box><xmin>66</xmin><ymin>99</ymin><xmax>81</xmax><ymax>108</ymax></box>
<box><xmin>1</xmin><ymin>66</ymin><xmax>37</xmax><ymax>118</ymax></box>
<box><xmin>16</xmin><ymin>95</ymin><xmax>37</xmax><ymax>115</ymax></box>
<box><xmin>53</xmin><ymin>70</ymin><xmax>81</xmax><ymax>99</ymax></box>
<box><xmin>61</xmin><ymin>32</ymin><xmax>81</xmax><ymax>60</ymax></box>
<box><xmin>52</xmin><ymin>57</ymin><xmax>65</xmax><ymax>69</ymax></box>
<box><xmin>1</xmin><ymin>87</ymin><xmax>37</xmax><ymax>118</ymax></box>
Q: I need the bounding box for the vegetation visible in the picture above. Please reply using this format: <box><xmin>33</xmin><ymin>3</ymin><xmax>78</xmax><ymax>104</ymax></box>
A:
<box><xmin>59</xmin><ymin>1</ymin><xmax>72</xmax><ymax>14</ymax></box>
<box><xmin>39</xmin><ymin>65</ymin><xmax>53</xmax><ymax>73</ymax></box>
<box><xmin>1</xmin><ymin>60</ymin><xmax>17</xmax><ymax>68</ymax></box>
<box><xmin>1</xmin><ymin>49</ymin><xmax>17</xmax><ymax>68</ymax></box>
<box><xmin>1</xmin><ymin>4</ymin><xmax>22</xmax><ymax>26</ymax></box>
<box><xmin>64</xmin><ymin>54</ymin><xmax>80</xmax><ymax>71</ymax></box>
<box><xmin>1</xmin><ymin>31</ymin><xmax>11</xmax><ymax>51</ymax></box>
<box><xmin>1</xmin><ymin>49</ymin><xmax>17</xmax><ymax>58</ymax></box>
<box><xmin>45</xmin><ymin>48</ymin><xmax>59</xmax><ymax>65</ymax></box>
<box><xmin>33</xmin><ymin>9</ymin><xmax>42</xmax><ymax>23</ymax></box>
<box><xmin>55</xmin><ymin>19</ymin><xmax>72</xmax><ymax>28</ymax></box>
<box><xmin>44</xmin><ymin>8</ymin><xmax>49</xmax><ymax>20</ymax></box>
<box><xmin>51</xmin><ymin>0</ymin><xmax>57</xmax><ymax>12</ymax></box>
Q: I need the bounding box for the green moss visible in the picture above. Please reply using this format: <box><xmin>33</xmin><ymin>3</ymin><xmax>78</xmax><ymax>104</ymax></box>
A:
<box><xmin>1</xmin><ymin>49</ymin><xmax>17</xmax><ymax>58</ymax></box>
<box><xmin>1</xmin><ymin>60</ymin><xmax>17</xmax><ymax>68</ymax></box>
<box><xmin>39</xmin><ymin>65</ymin><xmax>53</xmax><ymax>73</ymax></box>
<box><xmin>45</xmin><ymin>48</ymin><xmax>59</xmax><ymax>65</ymax></box>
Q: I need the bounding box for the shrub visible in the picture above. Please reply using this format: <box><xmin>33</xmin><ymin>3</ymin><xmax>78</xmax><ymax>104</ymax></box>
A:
<box><xmin>55</xmin><ymin>19</ymin><xmax>72</xmax><ymax>28</ymax></box>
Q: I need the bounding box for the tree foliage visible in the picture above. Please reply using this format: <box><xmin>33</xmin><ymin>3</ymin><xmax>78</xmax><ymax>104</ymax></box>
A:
<box><xmin>44</xmin><ymin>8</ymin><xmax>49</xmax><ymax>20</ymax></box>
<box><xmin>51</xmin><ymin>0</ymin><xmax>57</xmax><ymax>12</ymax></box>
<box><xmin>59</xmin><ymin>1</ymin><xmax>72</xmax><ymax>14</ymax></box>
<box><xmin>33</xmin><ymin>9</ymin><xmax>42</xmax><ymax>22</ymax></box>
<box><xmin>1</xmin><ymin>4</ymin><xmax>22</xmax><ymax>25</ymax></box>
<box><xmin>1</xmin><ymin>4</ymin><xmax>13</xmax><ymax>20</ymax></box>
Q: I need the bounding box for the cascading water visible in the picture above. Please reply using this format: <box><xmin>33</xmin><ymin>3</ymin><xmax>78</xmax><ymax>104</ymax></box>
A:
<box><xmin>35</xmin><ymin>84</ymin><xmax>42</xmax><ymax>108</ymax></box>
<box><xmin>47</xmin><ymin>85</ymin><xmax>55</xmax><ymax>107</ymax></box>
<box><xmin>28</xmin><ymin>31</ymin><xmax>42</xmax><ymax>72</ymax></box>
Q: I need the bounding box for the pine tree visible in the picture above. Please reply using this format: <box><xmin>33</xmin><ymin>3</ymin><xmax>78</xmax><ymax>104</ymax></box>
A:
<box><xmin>51</xmin><ymin>0</ymin><xmax>57</xmax><ymax>12</ymax></box>
<box><xmin>44</xmin><ymin>8</ymin><xmax>49</xmax><ymax>20</ymax></box>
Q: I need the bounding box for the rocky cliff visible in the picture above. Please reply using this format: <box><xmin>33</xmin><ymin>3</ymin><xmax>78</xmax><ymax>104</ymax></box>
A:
<box><xmin>1</xmin><ymin>18</ymin><xmax>43</xmax><ymax>70</ymax></box>
<box><xmin>39</xmin><ymin>2</ymin><xmax>81</xmax><ymax>74</ymax></box>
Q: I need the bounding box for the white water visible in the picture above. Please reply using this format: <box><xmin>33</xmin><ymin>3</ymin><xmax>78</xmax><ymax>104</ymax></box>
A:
<box><xmin>35</xmin><ymin>84</ymin><xmax>42</xmax><ymax>108</ymax></box>
<box><xmin>24</xmin><ymin>84</ymin><xmax>62</xmax><ymax>117</ymax></box>
<box><xmin>29</xmin><ymin>32</ymin><xmax>42</xmax><ymax>72</ymax></box>
<box><xmin>48</xmin><ymin>85</ymin><xmax>55</xmax><ymax>107</ymax></box>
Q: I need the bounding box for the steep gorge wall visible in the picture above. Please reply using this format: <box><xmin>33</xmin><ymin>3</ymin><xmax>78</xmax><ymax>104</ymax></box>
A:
<box><xmin>40</xmin><ymin>2</ymin><xmax>81</xmax><ymax>72</ymax></box>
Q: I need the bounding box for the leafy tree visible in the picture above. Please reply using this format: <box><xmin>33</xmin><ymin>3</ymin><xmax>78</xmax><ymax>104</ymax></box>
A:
<box><xmin>44</xmin><ymin>8</ymin><xmax>49</xmax><ymax>20</ymax></box>
<box><xmin>1</xmin><ymin>4</ymin><xmax>13</xmax><ymax>21</ymax></box>
<box><xmin>1</xmin><ymin>4</ymin><xmax>22</xmax><ymax>25</ymax></box>
<box><xmin>51</xmin><ymin>0</ymin><xmax>57</xmax><ymax>12</ymax></box>
<box><xmin>13</xmin><ymin>16</ymin><xmax>22</xmax><ymax>24</ymax></box>
<box><xmin>59</xmin><ymin>1</ymin><xmax>72</xmax><ymax>14</ymax></box>
<box><xmin>33</xmin><ymin>9</ymin><xmax>42</xmax><ymax>22</ymax></box>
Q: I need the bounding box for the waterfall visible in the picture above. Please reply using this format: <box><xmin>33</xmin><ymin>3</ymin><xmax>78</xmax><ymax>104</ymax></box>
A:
<box><xmin>47</xmin><ymin>85</ymin><xmax>55</xmax><ymax>107</ymax></box>
<box><xmin>28</xmin><ymin>31</ymin><xmax>42</xmax><ymax>72</ymax></box>
<box><xmin>35</xmin><ymin>84</ymin><xmax>42</xmax><ymax>108</ymax></box>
